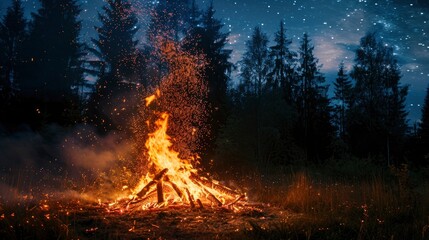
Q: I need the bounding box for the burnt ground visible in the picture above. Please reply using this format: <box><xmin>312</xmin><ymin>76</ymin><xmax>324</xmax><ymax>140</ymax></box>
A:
<box><xmin>78</xmin><ymin>205</ymin><xmax>289</xmax><ymax>239</ymax></box>
<box><xmin>1</xmin><ymin>189</ymin><xmax>427</xmax><ymax>239</ymax></box>
<box><xmin>0</xmin><ymin>198</ymin><xmax>297</xmax><ymax>240</ymax></box>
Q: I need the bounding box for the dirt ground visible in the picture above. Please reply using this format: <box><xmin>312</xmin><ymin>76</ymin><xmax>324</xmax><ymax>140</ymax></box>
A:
<box><xmin>0</xmin><ymin>199</ymin><xmax>295</xmax><ymax>239</ymax></box>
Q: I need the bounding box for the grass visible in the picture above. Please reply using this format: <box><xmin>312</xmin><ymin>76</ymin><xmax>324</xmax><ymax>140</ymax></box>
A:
<box><xmin>1</xmin><ymin>160</ymin><xmax>429</xmax><ymax>239</ymax></box>
<box><xmin>229</xmin><ymin>160</ymin><xmax>429</xmax><ymax>240</ymax></box>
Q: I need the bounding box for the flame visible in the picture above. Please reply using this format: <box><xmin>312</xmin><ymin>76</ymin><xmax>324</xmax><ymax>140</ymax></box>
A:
<box><xmin>146</xmin><ymin>112</ymin><xmax>195</xmax><ymax>175</ymax></box>
<box><xmin>126</xmin><ymin>90</ymin><xmax>242</xmax><ymax>207</ymax></box>
<box><xmin>145</xmin><ymin>89</ymin><xmax>160</xmax><ymax>107</ymax></box>
<box><xmin>107</xmin><ymin>40</ymin><xmax>244</xmax><ymax>210</ymax></box>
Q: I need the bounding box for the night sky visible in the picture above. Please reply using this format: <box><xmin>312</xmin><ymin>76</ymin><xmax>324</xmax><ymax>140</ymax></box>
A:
<box><xmin>1</xmin><ymin>0</ymin><xmax>428</xmax><ymax>123</ymax></box>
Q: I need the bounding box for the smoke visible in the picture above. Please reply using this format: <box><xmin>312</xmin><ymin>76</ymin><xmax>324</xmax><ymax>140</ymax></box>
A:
<box><xmin>0</xmin><ymin>124</ymin><xmax>132</xmax><ymax>171</ymax></box>
<box><xmin>62</xmin><ymin>130</ymin><xmax>132</xmax><ymax>171</ymax></box>
<box><xmin>0</xmin><ymin>123</ymin><xmax>135</xmax><ymax>202</ymax></box>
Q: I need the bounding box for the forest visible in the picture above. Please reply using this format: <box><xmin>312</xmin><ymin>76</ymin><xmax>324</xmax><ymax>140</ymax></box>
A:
<box><xmin>1</xmin><ymin>0</ymin><xmax>429</xmax><ymax>239</ymax></box>
<box><xmin>1</xmin><ymin>0</ymin><xmax>428</xmax><ymax>166</ymax></box>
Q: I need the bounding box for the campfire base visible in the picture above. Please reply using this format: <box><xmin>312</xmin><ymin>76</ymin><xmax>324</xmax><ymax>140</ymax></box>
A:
<box><xmin>120</xmin><ymin>168</ymin><xmax>246</xmax><ymax>211</ymax></box>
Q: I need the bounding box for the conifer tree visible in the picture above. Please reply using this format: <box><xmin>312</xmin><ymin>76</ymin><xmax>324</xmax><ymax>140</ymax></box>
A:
<box><xmin>87</xmin><ymin>0</ymin><xmax>140</xmax><ymax>132</ymax></box>
<box><xmin>295</xmin><ymin>33</ymin><xmax>333</xmax><ymax>162</ymax></box>
<box><xmin>90</xmin><ymin>0</ymin><xmax>139</xmax><ymax>80</ymax></box>
<box><xmin>419</xmin><ymin>85</ymin><xmax>429</xmax><ymax>161</ymax></box>
<box><xmin>238</xmin><ymin>26</ymin><xmax>274</xmax><ymax>162</ymax></box>
<box><xmin>147</xmin><ymin>0</ymin><xmax>190</xmax><ymax>43</ymax></box>
<box><xmin>270</xmin><ymin>20</ymin><xmax>296</xmax><ymax>102</ymax></box>
<box><xmin>0</xmin><ymin>0</ymin><xmax>27</xmax><ymax>100</ymax></box>
<box><xmin>333</xmin><ymin>62</ymin><xmax>353</xmax><ymax>140</ymax></box>
<box><xmin>19</xmin><ymin>0</ymin><xmax>84</xmax><ymax>125</ymax></box>
<box><xmin>239</xmin><ymin>26</ymin><xmax>272</xmax><ymax>97</ymax></box>
<box><xmin>144</xmin><ymin>0</ymin><xmax>191</xmax><ymax>88</ymax></box>
<box><xmin>349</xmin><ymin>32</ymin><xmax>408</xmax><ymax>164</ymax></box>
<box><xmin>183</xmin><ymin>2</ymin><xmax>232</xmax><ymax>156</ymax></box>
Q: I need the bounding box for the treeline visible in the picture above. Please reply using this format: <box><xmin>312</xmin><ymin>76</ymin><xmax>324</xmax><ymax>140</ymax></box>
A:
<box><xmin>222</xmin><ymin>25</ymin><xmax>410</xmax><ymax>166</ymax></box>
<box><xmin>0</xmin><ymin>0</ymin><xmax>428</xmax><ymax>166</ymax></box>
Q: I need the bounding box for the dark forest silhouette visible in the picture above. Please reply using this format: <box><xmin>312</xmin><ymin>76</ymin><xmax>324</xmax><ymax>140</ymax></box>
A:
<box><xmin>0</xmin><ymin>0</ymin><xmax>428</xmax><ymax>167</ymax></box>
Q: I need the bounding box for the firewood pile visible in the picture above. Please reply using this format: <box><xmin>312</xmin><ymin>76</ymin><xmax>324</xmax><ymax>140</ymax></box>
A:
<box><xmin>108</xmin><ymin>168</ymin><xmax>246</xmax><ymax>212</ymax></box>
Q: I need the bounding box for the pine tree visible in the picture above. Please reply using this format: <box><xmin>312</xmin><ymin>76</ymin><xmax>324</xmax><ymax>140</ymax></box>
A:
<box><xmin>419</xmin><ymin>85</ymin><xmax>429</xmax><ymax>161</ymax></box>
<box><xmin>296</xmin><ymin>33</ymin><xmax>324</xmax><ymax>129</ymax></box>
<box><xmin>237</xmin><ymin>26</ymin><xmax>273</xmax><ymax>162</ymax></box>
<box><xmin>87</xmin><ymin>0</ymin><xmax>140</xmax><ymax>133</ymax></box>
<box><xmin>183</xmin><ymin>2</ymin><xmax>232</xmax><ymax>156</ymax></box>
<box><xmin>147</xmin><ymin>0</ymin><xmax>190</xmax><ymax>43</ymax></box>
<box><xmin>333</xmin><ymin>62</ymin><xmax>353</xmax><ymax>140</ymax></box>
<box><xmin>270</xmin><ymin>20</ymin><xmax>296</xmax><ymax>102</ymax></box>
<box><xmin>349</xmin><ymin>32</ymin><xmax>408</xmax><ymax>164</ymax></box>
<box><xmin>0</xmin><ymin>0</ymin><xmax>27</xmax><ymax>100</ymax></box>
<box><xmin>19</xmin><ymin>0</ymin><xmax>84</xmax><ymax>125</ymax></box>
<box><xmin>90</xmin><ymin>0</ymin><xmax>139</xmax><ymax>80</ymax></box>
<box><xmin>383</xmin><ymin>47</ymin><xmax>408</xmax><ymax>164</ymax></box>
<box><xmin>144</xmin><ymin>0</ymin><xmax>191</xmax><ymax>88</ymax></box>
<box><xmin>351</xmin><ymin>33</ymin><xmax>385</xmax><ymax>129</ymax></box>
<box><xmin>239</xmin><ymin>26</ymin><xmax>272</xmax><ymax>97</ymax></box>
<box><xmin>295</xmin><ymin>33</ymin><xmax>333</xmax><ymax>162</ymax></box>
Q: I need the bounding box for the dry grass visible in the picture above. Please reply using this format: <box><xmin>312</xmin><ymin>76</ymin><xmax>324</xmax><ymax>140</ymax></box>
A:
<box><xmin>237</xmin><ymin>163</ymin><xmax>429</xmax><ymax>240</ymax></box>
<box><xmin>2</xmin><ymin>162</ymin><xmax>429</xmax><ymax>239</ymax></box>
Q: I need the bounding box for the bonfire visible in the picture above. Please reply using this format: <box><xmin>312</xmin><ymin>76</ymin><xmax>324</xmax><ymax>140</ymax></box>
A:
<box><xmin>107</xmin><ymin>90</ymin><xmax>246</xmax><ymax>212</ymax></box>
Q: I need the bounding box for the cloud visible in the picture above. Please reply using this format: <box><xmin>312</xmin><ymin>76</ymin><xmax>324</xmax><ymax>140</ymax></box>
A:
<box><xmin>313</xmin><ymin>36</ymin><xmax>357</xmax><ymax>72</ymax></box>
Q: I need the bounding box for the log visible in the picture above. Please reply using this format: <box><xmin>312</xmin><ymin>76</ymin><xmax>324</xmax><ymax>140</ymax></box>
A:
<box><xmin>136</xmin><ymin>180</ymin><xmax>157</xmax><ymax>198</ymax></box>
<box><xmin>157</xmin><ymin>181</ymin><xmax>164</xmax><ymax>203</ymax></box>
<box><xmin>164</xmin><ymin>176</ymin><xmax>183</xmax><ymax>198</ymax></box>
<box><xmin>128</xmin><ymin>189</ymin><xmax>157</xmax><ymax>208</ymax></box>
<box><xmin>136</xmin><ymin>168</ymin><xmax>169</xmax><ymax>198</ymax></box>
<box><xmin>196</xmin><ymin>199</ymin><xmax>204</xmax><ymax>209</ymax></box>
<box><xmin>187</xmin><ymin>176</ymin><xmax>222</xmax><ymax>207</ymax></box>
<box><xmin>206</xmin><ymin>190</ymin><xmax>223</xmax><ymax>207</ymax></box>
<box><xmin>190</xmin><ymin>172</ymin><xmax>239</xmax><ymax>196</ymax></box>
<box><xmin>153</xmin><ymin>168</ymin><xmax>169</xmax><ymax>181</ymax></box>
<box><xmin>226</xmin><ymin>194</ymin><xmax>245</xmax><ymax>206</ymax></box>
<box><xmin>185</xmin><ymin>188</ymin><xmax>195</xmax><ymax>208</ymax></box>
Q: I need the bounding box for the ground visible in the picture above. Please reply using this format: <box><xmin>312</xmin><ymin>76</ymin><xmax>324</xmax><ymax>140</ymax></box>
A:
<box><xmin>0</xmin><ymin>198</ymin><xmax>295</xmax><ymax>239</ymax></box>
<box><xmin>1</xmin><ymin>163</ymin><xmax>429</xmax><ymax>239</ymax></box>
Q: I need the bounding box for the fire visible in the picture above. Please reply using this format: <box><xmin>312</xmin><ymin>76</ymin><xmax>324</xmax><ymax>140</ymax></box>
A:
<box><xmin>145</xmin><ymin>89</ymin><xmax>160</xmax><ymax>107</ymax></box>
<box><xmin>105</xmin><ymin>40</ymin><xmax>245</xmax><ymax>211</ymax></box>
<box><xmin>108</xmin><ymin>91</ymin><xmax>244</xmax><ymax>211</ymax></box>
<box><xmin>127</xmin><ymin>92</ymin><xmax>243</xmax><ymax>209</ymax></box>
<box><xmin>145</xmin><ymin>112</ymin><xmax>196</xmax><ymax>180</ymax></box>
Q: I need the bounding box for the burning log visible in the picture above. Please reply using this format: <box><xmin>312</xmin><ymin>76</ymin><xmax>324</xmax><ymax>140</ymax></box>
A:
<box><xmin>164</xmin><ymin>176</ymin><xmax>183</xmax><ymax>198</ymax></box>
<box><xmin>188</xmin><ymin>175</ymin><xmax>230</xmax><ymax>207</ymax></box>
<box><xmin>153</xmin><ymin>168</ymin><xmax>169</xmax><ymax>181</ymax></box>
<box><xmin>136</xmin><ymin>168</ymin><xmax>169</xmax><ymax>198</ymax></box>
<box><xmin>157</xmin><ymin>181</ymin><xmax>164</xmax><ymax>203</ymax></box>
<box><xmin>126</xmin><ymin>188</ymin><xmax>158</xmax><ymax>210</ymax></box>
<box><xmin>185</xmin><ymin>188</ymin><xmax>195</xmax><ymax>208</ymax></box>
<box><xmin>190</xmin><ymin>173</ymin><xmax>240</xmax><ymax>196</ymax></box>
<box><xmin>226</xmin><ymin>194</ymin><xmax>246</xmax><ymax>207</ymax></box>
<box><xmin>206</xmin><ymin>189</ymin><xmax>223</xmax><ymax>207</ymax></box>
<box><xmin>196</xmin><ymin>199</ymin><xmax>204</xmax><ymax>209</ymax></box>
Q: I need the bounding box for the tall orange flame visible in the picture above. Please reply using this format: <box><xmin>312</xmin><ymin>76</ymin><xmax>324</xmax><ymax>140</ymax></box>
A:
<box><xmin>126</xmin><ymin>91</ymin><xmax>242</xmax><ymax>208</ymax></box>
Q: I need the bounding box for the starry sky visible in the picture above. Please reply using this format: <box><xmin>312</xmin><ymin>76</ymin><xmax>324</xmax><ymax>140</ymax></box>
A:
<box><xmin>1</xmin><ymin>0</ymin><xmax>428</xmax><ymax>122</ymax></box>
